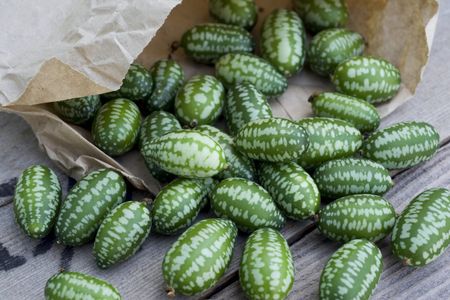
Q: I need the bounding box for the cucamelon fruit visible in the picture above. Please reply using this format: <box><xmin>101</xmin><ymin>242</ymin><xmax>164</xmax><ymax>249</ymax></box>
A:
<box><xmin>235</xmin><ymin>118</ymin><xmax>309</xmax><ymax>162</ymax></box>
<box><xmin>211</xmin><ymin>178</ymin><xmax>285</xmax><ymax>233</ymax></box>
<box><xmin>320</xmin><ymin>239</ymin><xmax>383</xmax><ymax>300</ymax></box>
<box><xmin>258</xmin><ymin>161</ymin><xmax>320</xmax><ymax>220</ymax></box>
<box><xmin>55</xmin><ymin>169</ymin><xmax>126</xmax><ymax>246</ymax></box>
<box><xmin>92</xmin><ymin>98</ymin><xmax>141</xmax><ymax>156</ymax></box>
<box><xmin>392</xmin><ymin>188</ymin><xmax>450</xmax><ymax>266</ymax></box>
<box><xmin>313</xmin><ymin>158</ymin><xmax>393</xmax><ymax>199</ymax></box>
<box><xmin>53</xmin><ymin>95</ymin><xmax>101</xmax><ymax>125</ymax></box>
<box><xmin>162</xmin><ymin>218</ymin><xmax>237</xmax><ymax>296</ymax></box>
<box><xmin>240</xmin><ymin>228</ymin><xmax>294</xmax><ymax>300</ymax></box>
<box><xmin>209</xmin><ymin>0</ymin><xmax>257</xmax><ymax>29</ymax></box>
<box><xmin>13</xmin><ymin>165</ymin><xmax>61</xmax><ymax>239</ymax></box>
<box><xmin>293</xmin><ymin>0</ymin><xmax>348</xmax><ymax>33</ymax></box>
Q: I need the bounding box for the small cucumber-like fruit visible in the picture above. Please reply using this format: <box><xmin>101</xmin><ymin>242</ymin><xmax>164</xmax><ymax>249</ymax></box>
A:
<box><xmin>392</xmin><ymin>188</ymin><xmax>450</xmax><ymax>266</ymax></box>
<box><xmin>361</xmin><ymin>121</ymin><xmax>440</xmax><ymax>169</ymax></box>
<box><xmin>141</xmin><ymin>130</ymin><xmax>227</xmax><ymax>178</ymax></box>
<box><xmin>297</xmin><ymin>117</ymin><xmax>362</xmax><ymax>169</ymax></box>
<box><xmin>13</xmin><ymin>165</ymin><xmax>61</xmax><ymax>239</ymax></box>
<box><xmin>235</xmin><ymin>118</ymin><xmax>309</xmax><ymax>162</ymax></box>
<box><xmin>318</xmin><ymin>194</ymin><xmax>396</xmax><ymax>243</ymax></box>
<box><xmin>196</xmin><ymin>125</ymin><xmax>255</xmax><ymax>180</ymax></box>
<box><xmin>162</xmin><ymin>218</ymin><xmax>237</xmax><ymax>296</ymax></box>
<box><xmin>45</xmin><ymin>271</ymin><xmax>121</xmax><ymax>300</ymax></box>
<box><xmin>146</xmin><ymin>59</ymin><xmax>184</xmax><ymax>112</ymax></box>
<box><xmin>310</xmin><ymin>92</ymin><xmax>380</xmax><ymax>133</ymax></box>
<box><xmin>92</xmin><ymin>98</ymin><xmax>141</xmax><ymax>156</ymax></box>
<box><xmin>151</xmin><ymin>178</ymin><xmax>215</xmax><ymax>235</ymax></box>
<box><xmin>211</xmin><ymin>178</ymin><xmax>285</xmax><ymax>232</ymax></box>
<box><xmin>313</xmin><ymin>158</ymin><xmax>393</xmax><ymax>199</ymax></box>
<box><xmin>224</xmin><ymin>82</ymin><xmax>273</xmax><ymax>136</ymax></box>
<box><xmin>93</xmin><ymin>201</ymin><xmax>151</xmax><ymax>268</ymax></box>
<box><xmin>307</xmin><ymin>28</ymin><xmax>365</xmax><ymax>76</ymax></box>
<box><xmin>55</xmin><ymin>169</ymin><xmax>126</xmax><ymax>246</ymax></box>
<box><xmin>261</xmin><ymin>9</ymin><xmax>306</xmax><ymax>77</ymax></box>
<box><xmin>53</xmin><ymin>95</ymin><xmax>101</xmax><ymax>125</ymax></box>
<box><xmin>181</xmin><ymin>23</ymin><xmax>254</xmax><ymax>64</ymax></box>
<box><xmin>332</xmin><ymin>56</ymin><xmax>401</xmax><ymax>104</ymax></box>
<box><xmin>175</xmin><ymin>74</ymin><xmax>225</xmax><ymax>126</ymax></box>
<box><xmin>258</xmin><ymin>161</ymin><xmax>320</xmax><ymax>220</ymax></box>
<box><xmin>293</xmin><ymin>0</ymin><xmax>348</xmax><ymax>33</ymax></box>
<box><xmin>209</xmin><ymin>0</ymin><xmax>257</xmax><ymax>29</ymax></box>
<box><xmin>320</xmin><ymin>239</ymin><xmax>383</xmax><ymax>300</ymax></box>
<box><xmin>216</xmin><ymin>53</ymin><xmax>288</xmax><ymax>96</ymax></box>
<box><xmin>240</xmin><ymin>228</ymin><xmax>294</xmax><ymax>300</ymax></box>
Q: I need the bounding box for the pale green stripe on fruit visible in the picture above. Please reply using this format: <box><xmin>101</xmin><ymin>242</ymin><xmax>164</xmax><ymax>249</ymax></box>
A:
<box><xmin>209</xmin><ymin>0</ymin><xmax>257</xmax><ymax>29</ymax></box>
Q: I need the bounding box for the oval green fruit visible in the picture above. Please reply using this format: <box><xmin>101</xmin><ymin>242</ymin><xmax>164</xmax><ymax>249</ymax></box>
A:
<box><xmin>392</xmin><ymin>188</ymin><xmax>450</xmax><ymax>266</ymax></box>
<box><xmin>310</xmin><ymin>92</ymin><xmax>380</xmax><ymax>133</ymax></box>
<box><xmin>181</xmin><ymin>23</ymin><xmax>254</xmax><ymax>64</ymax></box>
<box><xmin>55</xmin><ymin>169</ymin><xmax>126</xmax><ymax>246</ymax></box>
<box><xmin>53</xmin><ymin>95</ymin><xmax>101</xmax><ymax>125</ymax></box>
<box><xmin>141</xmin><ymin>130</ymin><xmax>227</xmax><ymax>178</ymax></box>
<box><xmin>307</xmin><ymin>28</ymin><xmax>365</xmax><ymax>76</ymax></box>
<box><xmin>162</xmin><ymin>218</ymin><xmax>237</xmax><ymax>296</ymax></box>
<box><xmin>235</xmin><ymin>118</ymin><xmax>309</xmax><ymax>162</ymax></box>
<box><xmin>92</xmin><ymin>98</ymin><xmax>141</xmax><ymax>156</ymax></box>
<box><xmin>93</xmin><ymin>201</ymin><xmax>151</xmax><ymax>268</ymax></box>
<box><xmin>318</xmin><ymin>194</ymin><xmax>396</xmax><ymax>243</ymax></box>
<box><xmin>332</xmin><ymin>56</ymin><xmax>401</xmax><ymax>104</ymax></box>
<box><xmin>211</xmin><ymin>178</ymin><xmax>285</xmax><ymax>233</ymax></box>
<box><xmin>209</xmin><ymin>0</ymin><xmax>257</xmax><ymax>29</ymax></box>
<box><xmin>320</xmin><ymin>239</ymin><xmax>383</xmax><ymax>300</ymax></box>
<box><xmin>293</xmin><ymin>0</ymin><xmax>348</xmax><ymax>33</ymax></box>
<box><xmin>240</xmin><ymin>228</ymin><xmax>294</xmax><ymax>300</ymax></box>
<box><xmin>215</xmin><ymin>53</ymin><xmax>288</xmax><ymax>96</ymax></box>
<box><xmin>175</xmin><ymin>74</ymin><xmax>225</xmax><ymax>126</ymax></box>
<box><xmin>313</xmin><ymin>158</ymin><xmax>393</xmax><ymax>199</ymax></box>
<box><xmin>297</xmin><ymin>117</ymin><xmax>362</xmax><ymax>169</ymax></box>
<box><xmin>45</xmin><ymin>271</ymin><xmax>121</xmax><ymax>300</ymax></box>
<box><xmin>258</xmin><ymin>161</ymin><xmax>320</xmax><ymax>220</ymax></box>
<box><xmin>260</xmin><ymin>9</ymin><xmax>306</xmax><ymax>77</ymax></box>
<box><xmin>13</xmin><ymin>165</ymin><xmax>61</xmax><ymax>239</ymax></box>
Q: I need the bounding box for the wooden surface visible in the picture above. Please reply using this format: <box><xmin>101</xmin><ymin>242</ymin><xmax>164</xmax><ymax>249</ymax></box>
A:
<box><xmin>1</xmin><ymin>2</ymin><xmax>450</xmax><ymax>299</ymax></box>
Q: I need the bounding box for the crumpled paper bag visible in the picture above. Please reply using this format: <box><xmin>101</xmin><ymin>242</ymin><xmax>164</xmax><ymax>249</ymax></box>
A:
<box><xmin>0</xmin><ymin>0</ymin><xmax>439</xmax><ymax>196</ymax></box>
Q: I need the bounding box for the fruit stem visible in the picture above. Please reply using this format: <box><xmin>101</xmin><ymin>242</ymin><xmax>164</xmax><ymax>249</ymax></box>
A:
<box><xmin>307</xmin><ymin>93</ymin><xmax>320</xmax><ymax>103</ymax></box>
<box><xmin>166</xmin><ymin>287</ymin><xmax>175</xmax><ymax>298</ymax></box>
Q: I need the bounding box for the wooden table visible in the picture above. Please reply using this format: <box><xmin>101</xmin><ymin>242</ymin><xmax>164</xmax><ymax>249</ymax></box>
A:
<box><xmin>2</xmin><ymin>3</ymin><xmax>450</xmax><ymax>299</ymax></box>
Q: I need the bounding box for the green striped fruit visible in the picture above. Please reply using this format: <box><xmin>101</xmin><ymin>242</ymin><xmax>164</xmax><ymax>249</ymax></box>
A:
<box><xmin>196</xmin><ymin>125</ymin><xmax>255</xmax><ymax>180</ymax></box>
<box><xmin>361</xmin><ymin>121</ymin><xmax>440</xmax><ymax>169</ymax></box>
<box><xmin>310</xmin><ymin>92</ymin><xmax>380</xmax><ymax>133</ymax></box>
<box><xmin>53</xmin><ymin>95</ymin><xmax>101</xmax><ymax>125</ymax></box>
<box><xmin>215</xmin><ymin>53</ymin><xmax>288</xmax><ymax>96</ymax></box>
<box><xmin>45</xmin><ymin>271</ymin><xmax>121</xmax><ymax>300</ymax></box>
<box><xmin>258</xmin><ymin>161</ymin><xmax>320</xmax><ymax>220</ymax></box>
<box><xmin>293</xmin><ymin>0</ymin><xmax>348</xmax><ymax>33</ymax></box>
<box><xmin>92</xmin><ymin>98</ymin><xmax>141</xmax><ymax>156</ymax></box>
<box><xmin>332</xmin><ymin>56</ymin><xmax>401</xmax><ymax>104</ymax></box>
<box><xmin>162</xmin><ymin>218</ymin><xmax>237</xmax><ymax>296</ymax></box>
<box><xmin>297</xmin><ymin>117</ymin><xmax>362</xmax><ymax>169</ymax></box>
<box><xmin>55</xmin><ymin>169</ymin><xmax>126</xmax><ymax>246</ymax></box>
<box><xmin>313</xmin><ymin>158</ymin><xmax>393</xmax><ymax>199</ymax></box>
<box><xmin>93</xmin><ymin>201</ymin><xmax>151</xmax><ymax>268</ymax></box>
<box><xmin>13</xmin><ymin>165</ymin><xmax>61</xmax><ymax>239</ymax></box>
<box><xmin>211</xmin><ymin>178</ymin><xmax>285</xmax><ymax>233</ymax></box>
<box><xmin>392</xmin><ymin>188</ymin><xmax>450</xmax><ymax>266</ymax></box>
<box><xmin>175</xmin><ymin>75</ymin><xmax>225</xmax><ymax>126</ymax></box>
<box><xmin>235</xmin><ymin>118</ymin><xmax>309</xmax><ymax>162</ymax></box>
<box><xmin>141</xmin><ymin>130</ymin><xmax>227</xmax><ymax>178</ymax></box>
<box><xmin>146</xmin><ymin>59</ymin><xmax>184</xmax><ymax>112</ymax></box>
<box><xmin>209</xmin><ymin>0</ymin><xmax>257</xmax><ymax>29</ymax></box>
<box><xmin>307</xmin><ymin>28</ymin><xmax>365</xmax><ymax>76</ymax></box>
<box><xmin>181</xmin><ymin>23</ymin><xmax>254</xmax><ymax>64</ymax></box>
<box><xmin>318</xmin><ymin>194</ymin><xmax>396</xmax><ymax>243</ymax></box>
<box><xmin>320</xmin><ymin>239</ymin><xmax>383</xmax><ymax>300</ymax></box>
<box><xmin>260</xmin><ymin>9</ymin><xmax>306</xmax><ymax>77</ymax></box>
<box><xmin>240</xmin><ymin>228</ymin><xmax>294</xmax><ymax>300</ymax></box>
<box><xmin>103</xmin><ymin>63</ymin><xmax>153</xmax><ymax>102</ymax></box>
<box><xmin>151</xmin><ymin>178</ymin><xmax>216</xmax><ymax>235</ymax></box>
